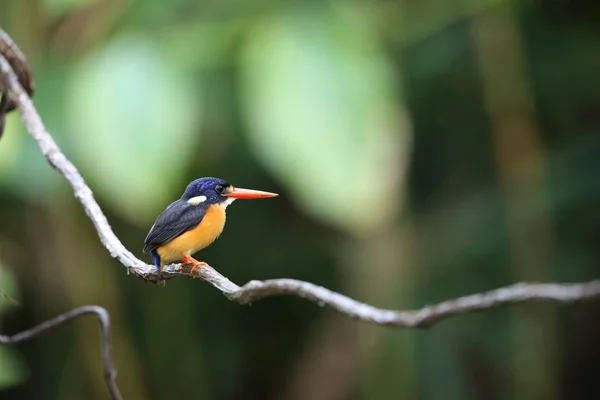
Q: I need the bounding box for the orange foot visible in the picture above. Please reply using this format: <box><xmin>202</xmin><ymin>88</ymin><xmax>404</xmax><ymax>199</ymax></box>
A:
<box><xmin>180</xmin><ymin>255</ymin><xmax>208</xmax><ymax>275</ymax></box>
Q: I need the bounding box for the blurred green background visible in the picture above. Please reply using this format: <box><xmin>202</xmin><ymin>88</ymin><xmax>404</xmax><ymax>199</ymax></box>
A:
<box><xmin>1</xmin><ymin>0</ymin><xmax>599</xmax><ymax>399</ymax></box>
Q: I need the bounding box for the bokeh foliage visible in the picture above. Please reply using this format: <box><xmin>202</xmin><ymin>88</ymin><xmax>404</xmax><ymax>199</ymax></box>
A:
<box><xmin>1</xmin><ymin>0</ymin><xmax>599</xmax><ymax>399</ymax></box>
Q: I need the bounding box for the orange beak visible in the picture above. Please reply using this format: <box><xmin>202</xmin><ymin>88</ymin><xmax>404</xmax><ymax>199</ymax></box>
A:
<box><xmin>223</xmin><ymin>187</ymin><xmax>279</xmax><ymax>199</ymax></box>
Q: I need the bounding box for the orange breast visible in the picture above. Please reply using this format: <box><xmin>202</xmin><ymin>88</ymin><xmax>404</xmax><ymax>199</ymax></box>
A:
<box><xmin>157</xmin><ymin>204</ymin><xmax>226</xmax><ymax>264</ymax></box>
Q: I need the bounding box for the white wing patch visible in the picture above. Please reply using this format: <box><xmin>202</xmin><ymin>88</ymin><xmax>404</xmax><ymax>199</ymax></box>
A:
<box><xmin>187</xmin><ymin>196</ymin><xmax>207</xmax><ymax>206</ymax></box>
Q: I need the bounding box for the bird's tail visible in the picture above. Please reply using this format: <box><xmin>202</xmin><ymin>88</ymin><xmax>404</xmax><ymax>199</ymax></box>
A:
<box><xmin>150</xmin><ymin>250</ymin><xmax>162</xmax><ymax>283</ymax></box>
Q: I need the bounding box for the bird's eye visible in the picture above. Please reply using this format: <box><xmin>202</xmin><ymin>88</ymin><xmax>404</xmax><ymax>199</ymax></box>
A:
<box><xmin>215</xmin><ymin>184</ymin><xmax>225</xmax><ymax>194</ymax></box>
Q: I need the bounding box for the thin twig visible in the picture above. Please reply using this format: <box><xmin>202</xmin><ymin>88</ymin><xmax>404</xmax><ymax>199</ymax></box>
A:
<box><xmin>0</xmin><ymin>35</ymin><xmax>599</xmax><ymax>332</ymax></box>
<box><xmin>0</xmin><ymin>306</ymin><xmax>122</xmax><ymax>400</ymax></box>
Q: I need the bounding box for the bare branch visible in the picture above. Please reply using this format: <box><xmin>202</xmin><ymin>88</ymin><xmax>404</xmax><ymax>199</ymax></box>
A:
<box><xmin>0</xmin><ymin>306</ymin><xmax>122</xmax><ymax>400</ymax></box>
<box><xmin>0</xmin><ymin>31</ymin><xmax>599</xmax><ymax>333</ymax></box>
<box><xmin>228</xmin><ymin>279</ymin><xmax>600</xmax><ymax>327</ymax></box>
<box><xmin>0</xmin><ymin>28</ymin><xmax>34</xmax><ymax>137</ymax></box>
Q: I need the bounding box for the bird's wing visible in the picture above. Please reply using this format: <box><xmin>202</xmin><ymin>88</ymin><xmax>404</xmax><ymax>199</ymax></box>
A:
<box><xmin>142</xmin><ymin>200</ymin><xmax>207</xmax><ymax>254</ymax></box>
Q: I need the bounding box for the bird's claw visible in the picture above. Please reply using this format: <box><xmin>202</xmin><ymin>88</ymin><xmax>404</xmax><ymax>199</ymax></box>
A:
<box><xmin>180</xmin><ymin>256</ymin><xmax>208</xmax><ymax>275</ymax></box>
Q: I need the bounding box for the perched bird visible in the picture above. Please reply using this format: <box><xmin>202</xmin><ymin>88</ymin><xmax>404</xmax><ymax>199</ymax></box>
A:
<box><xmin>143</xmin><ymin>177</ymin><xmax>278</xmax><ymax>281</ymax></box>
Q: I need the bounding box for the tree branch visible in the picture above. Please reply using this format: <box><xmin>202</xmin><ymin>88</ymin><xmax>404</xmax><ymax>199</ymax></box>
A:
<box><xmin>0</xmin><ymin>28</ymin><xmax>34</xmax><ymax>138</ymax></box>
<box><xmin>0</xmin><ymin>306</ymin><xmax>122</xmax><ymax>400</ymax></box>
<box><xmin>228</xmin><ymin>279</ymin><xmax>600</xmax><ymax>327</ymax></box>
<box><xmin>0</xmin><ymin>33</ymin><xmax>599</xmax><ymax>333</ymax></box>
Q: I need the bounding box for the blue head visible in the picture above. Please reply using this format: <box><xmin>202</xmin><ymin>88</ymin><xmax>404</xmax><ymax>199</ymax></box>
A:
<box><xmin>181</xmin><ymin>177</ymin><xmax>278</xmax><ymax>206</ymax></box>
<box><xmin>181</xmin><ymin>177</ymin><xmax>232</xmax><ymax>205</ymax></box>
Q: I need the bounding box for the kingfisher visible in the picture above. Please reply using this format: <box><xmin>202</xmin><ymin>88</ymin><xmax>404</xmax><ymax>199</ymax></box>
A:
<box><xmin>143</xmin><ymin>177</ymin><xmax>278</xmax><ymax>282</ymax></box>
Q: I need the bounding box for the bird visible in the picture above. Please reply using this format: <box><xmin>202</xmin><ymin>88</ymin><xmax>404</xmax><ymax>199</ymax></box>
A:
<box><xmin>143</xmin><ymin>177</ymin><xmax>278</xmax><ymax>282</ymax></box>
